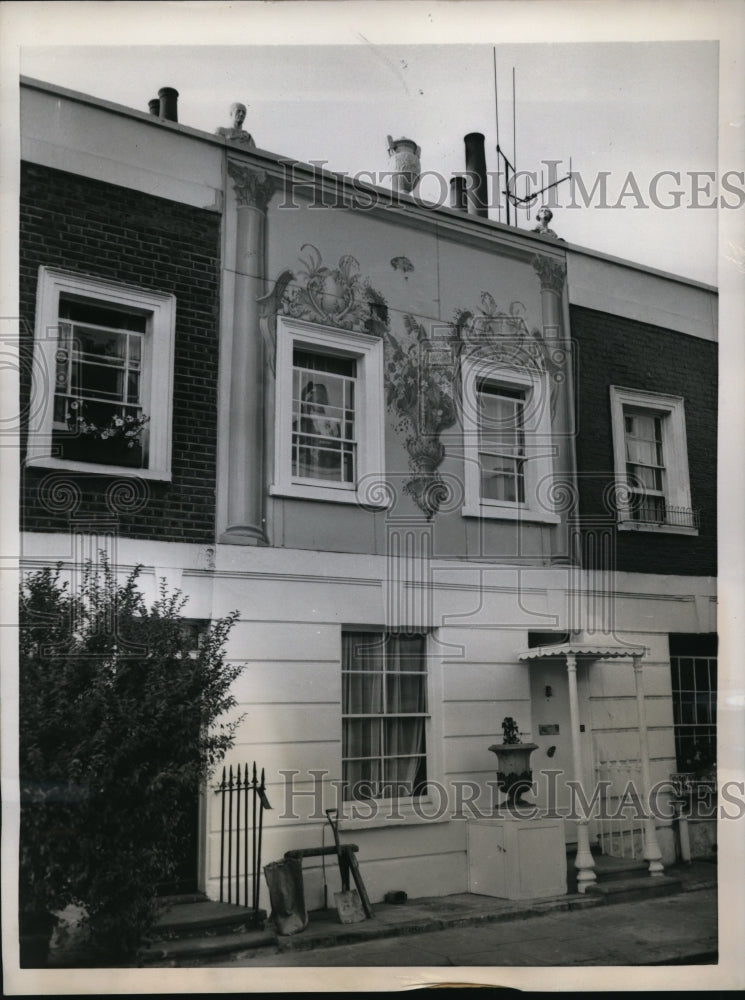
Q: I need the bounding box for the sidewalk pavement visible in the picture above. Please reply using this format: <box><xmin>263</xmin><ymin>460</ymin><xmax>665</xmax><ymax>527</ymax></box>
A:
<box><xmin>198</xmin><ymin>861</ymin><xmax>718</xmax><ymax>968</ymax></box>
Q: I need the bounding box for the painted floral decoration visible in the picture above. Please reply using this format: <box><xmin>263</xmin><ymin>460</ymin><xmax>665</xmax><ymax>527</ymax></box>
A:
<box><xmin>384</xmin><ymin>314</ymin><xmax>458</xmax><ymax>518</ymax></box>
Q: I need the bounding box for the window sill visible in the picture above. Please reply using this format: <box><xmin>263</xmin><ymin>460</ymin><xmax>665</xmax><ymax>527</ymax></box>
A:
<box><xmin>25</xmin><ymin>456</ymin><xmax>171</xmax><ymax>482</ymax></box>
<box><xmin>462</xmin><ymin>504</ymin><xmax>560</xmax><ymax>524</ymax></box>
<box><xmin>617</xmin><ymin>520</ymin><xmax>699</xmax><ymax>537</ymax></box>
<box><xmin>270</xmin><ymin>482</ymin><xmax>389</xmax><ymax>507</ymax></box>
<box><xmin>338</xmin><ymin>799</ymin><xmax>452</xmax><ymax>829</ymax></box>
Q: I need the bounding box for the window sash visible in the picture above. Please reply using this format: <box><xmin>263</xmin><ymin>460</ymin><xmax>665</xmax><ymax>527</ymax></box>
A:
<box><xmin>53</xmin><ymin>320</ymin><xmax>145</xmax><ymax>428</ymax></box>
<box><xmin>342</xmin><ymin>632</ymin><xmax>428</xmax><ymax>801</ymax></box>
<box><xmin>291</xmin><ymin>358</ymin><xmax>357</xmax><ymax>486</ymax></box>
<box><xmin>477</xmin><ymin>384</ymin><xmax>526</xmax><ymax>504</ymax></box>
<box><xmin>670</xmin><ymin>654</ymin><xmax>717</xmax><ymax>772</ymax></box>
<box><xmin>623</xmin><ymin>408</ymin><xmax>668</xmax><ymax>521</ymax></box>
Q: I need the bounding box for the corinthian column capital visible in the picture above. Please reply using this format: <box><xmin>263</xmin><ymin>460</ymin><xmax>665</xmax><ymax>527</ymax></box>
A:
<box><xmin>532</xmin><ymin>254</ymin><xmax>566</xmax><ymax>294</ymax></box>
<box><xmin>228</xmin><ymin>160</ymin><xmax>276</xmax><ymax>211</ymax></box>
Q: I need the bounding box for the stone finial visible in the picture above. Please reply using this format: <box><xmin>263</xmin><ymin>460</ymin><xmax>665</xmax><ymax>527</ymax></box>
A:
<box><xmin>532</xmin><ymin>206</ymin><xmax>559</xmax><ymax>239</ymax></box>
<box><xmin>216</xmin><ymin>102</ymin><xmax>256</xmax><ymax>147</ymax></box>
<box><xmin>387</xmin><ymin>135</ymin><xmax>421</xmax><ymax>194</ymax></box>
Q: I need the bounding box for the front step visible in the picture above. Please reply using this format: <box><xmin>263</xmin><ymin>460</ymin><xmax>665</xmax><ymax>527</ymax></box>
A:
<box><xmin>140</xmin><ymin>898</ymin><xmax>271</xmax><ymax>965</ymax></box>
<box><xmin>566</xmin><ymin>848</ymin><xmax>660</xmax><ymax>894</ymax></box>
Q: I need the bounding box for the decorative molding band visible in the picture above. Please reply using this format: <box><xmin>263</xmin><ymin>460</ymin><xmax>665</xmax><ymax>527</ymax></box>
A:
<box><xmin>532</xmin><ymin>254</ymin><xmax>567</xmax><ymax>293</ymax></box>
<box><xmin>182</xmin><ymin>568</ymin><xmax>383</xmax><ymax>587</ymax></box>
<box><xmin>228</xmin><ymin>160</ymin><xmax>276</xmax><ymax>210</ymax></box>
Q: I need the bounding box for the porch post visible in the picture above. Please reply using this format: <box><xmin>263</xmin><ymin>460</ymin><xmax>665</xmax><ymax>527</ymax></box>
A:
<box><xmin>565</xmin><ymin>653</ymin><xmax>596</xmax><ymax>892</ymax></box>
<box><xmin>632</xmin><ymin>654</ymin><xmax>665</xmax><ymax>876</ymax></box>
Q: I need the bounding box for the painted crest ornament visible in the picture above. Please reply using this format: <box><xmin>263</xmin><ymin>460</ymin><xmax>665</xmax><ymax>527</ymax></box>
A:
<box><xmin>282</xmin><ymin>244</ymin><xmax>387</xmax><ymax>334</ymax></box>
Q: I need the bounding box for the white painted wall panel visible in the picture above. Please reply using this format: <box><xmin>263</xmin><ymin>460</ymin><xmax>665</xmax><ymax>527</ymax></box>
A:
<box><xmin>231</xmin><ymin>662</ymin><xmax>340</xmax><ymax>704</ymax></box>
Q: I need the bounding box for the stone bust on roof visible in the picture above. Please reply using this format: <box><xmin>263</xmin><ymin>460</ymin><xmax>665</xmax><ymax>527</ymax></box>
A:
<box><xmin>532</xmin><ymin>206</ymin><xmax>563</xmax><ymax>240</ymax></box>
<box><xmin>216</xmin><ymin>102</ymin><xmax>256</xmax><ymax>147</ymax></box>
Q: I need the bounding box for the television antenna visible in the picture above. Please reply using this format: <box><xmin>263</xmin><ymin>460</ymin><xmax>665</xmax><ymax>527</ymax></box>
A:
<box><xmin>493</xmin><ymin>49</ymin><xmax>573</xmax><ymax>226</ymax></box>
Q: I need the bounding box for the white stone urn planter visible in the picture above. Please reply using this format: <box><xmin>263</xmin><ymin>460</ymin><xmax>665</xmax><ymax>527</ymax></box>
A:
<box><xmin>488</xmin><ymin>717</ymin><xmax>537</xmax><ymax>809</ymax></box>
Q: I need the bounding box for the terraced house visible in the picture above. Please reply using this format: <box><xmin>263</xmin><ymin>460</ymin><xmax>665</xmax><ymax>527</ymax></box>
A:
<box><xmin>18</xmin><ymin>76</ymin><xmax>717</xmax><ymax>918</ymax></box>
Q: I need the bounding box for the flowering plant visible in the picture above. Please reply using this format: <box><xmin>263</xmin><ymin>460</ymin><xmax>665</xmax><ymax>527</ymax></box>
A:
<box><xmin>67</xmin><ymin>400</ymin><xmax>149</xmax><ymax>448</ymax></box>
<box><xmin>501</xmin><ymin>717</ymin><xmax>522</xmax><ymax>745</ymax></box>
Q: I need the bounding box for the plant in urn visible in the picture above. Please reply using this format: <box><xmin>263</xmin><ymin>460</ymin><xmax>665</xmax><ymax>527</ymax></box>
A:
<box><xmin>489</xmin><ymin>717</ymin><xmax>538</xmax><ymax>810</ymax></box>
<box><xmin>387</xmin><ymin>135</ymin><xmax>421</xmax><ymax>194</ymax></box>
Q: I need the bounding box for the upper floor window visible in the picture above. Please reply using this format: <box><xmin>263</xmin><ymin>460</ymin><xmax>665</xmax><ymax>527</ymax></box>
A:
<box><xmin>26</xmin><ymin>267</ymin><xmax>175</xmax><ymax>480</ymax></box>
<box><xmin>610</xmin><ymin>387</ymin><xmax>697</xmax><ymax>534</ymax></box>
<box><xmin>461</xmin><ymin>357</ymin><xmax>559</xmax><ymax>523</ymax></box>
<box><xmin>271</xmin><ymin>317</ymin><xmax>385</xmax><ymax>505</ymax></box>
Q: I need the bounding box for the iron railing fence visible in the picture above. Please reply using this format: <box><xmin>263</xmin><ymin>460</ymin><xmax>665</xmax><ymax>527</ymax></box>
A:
<box><xmin>215</xmin><ymin>762</ymin><xmax>271</xmax><ymax>910</ymax></box>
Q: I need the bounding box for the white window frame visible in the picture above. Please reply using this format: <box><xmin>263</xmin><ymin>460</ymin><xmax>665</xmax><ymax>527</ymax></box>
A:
<box><xmin>25</xmin><ymin>267</ymin><xmax>175</xmax><ymax>480</ymax></box>
<box><xmin>609</xmin><ymin>386</ymin><xmax>696</xmax><ymax>535</ymax></box>
<box><xmin>461</xmin><ymin>356</ymin><xmax>559</xmax><ymax>523</ymax></box>
<box><xmin>338</xmin><ymin>627</ymin><xmax>444</xmax><ymax>829</ymax></box>
<box><xmin>271</xmin><ymin>316</ymin><xmax>386</xmax><ymax>505</ymax></box>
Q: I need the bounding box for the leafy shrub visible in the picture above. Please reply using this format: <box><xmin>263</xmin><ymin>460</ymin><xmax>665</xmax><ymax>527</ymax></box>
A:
<box><xmin>19</xmin><ymin>557</ymin><xmax>243</xmax><ymax>963</ymax></box>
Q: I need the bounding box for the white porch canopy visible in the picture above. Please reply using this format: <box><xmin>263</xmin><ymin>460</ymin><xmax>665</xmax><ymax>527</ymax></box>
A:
<box><xmin>517</xmin><ymin>642</ymin><xmax>663</xmax><ymax>892</ymax></box>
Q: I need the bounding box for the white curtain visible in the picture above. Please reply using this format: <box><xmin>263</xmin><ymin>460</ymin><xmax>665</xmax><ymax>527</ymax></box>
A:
<box><xmin>342</xmin><ymin>632</ymin><xmax>426</xmax><ymax>799</ymax></box>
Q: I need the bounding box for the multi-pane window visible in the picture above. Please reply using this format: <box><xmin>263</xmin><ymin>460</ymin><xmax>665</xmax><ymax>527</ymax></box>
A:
<box><xmin>477</xmin><ymin>382</ymin><xmax>526</xmax><ymax>504</ymax></box>
<box><xmin>292</xmin><ymin>349</ymin><xmax>356</xmax><ymax>486</ymax></box>
<box><xmin>623</xmin><ymin>408</ymin><xmax>666</xmax><ymax>523</ymax></box>
<box><xmin>460</xmin><ymin>357</ymin><xmax>559</xmax><ymax>523</ymax></box>
<box><xmin>609</xmin><ymin>387</ymin><xmax>696</xmax><ymax>533</ymax></box>
<box><xmin>272</xmin><ymin>318</ymin><xmax>385</xmax><ymax>506</ymax></box>
<box><xmin>53</xmin><ymin>297</ymin><xmax>147</xmax><ymax>466</ymax></box>
<box><xmin>342</xmin><ymin>631</ymin><xmax>428</xmax><ymax>801</ymax></box>
<box><xmin>669</xmin><ymin>634</ymin><xmax>717</xmax><ymax>773</ymax></box>
<box><xmin>27</xmin><ymin>268</ymin><xmax>175</xmax><ymax>479</ymax></box>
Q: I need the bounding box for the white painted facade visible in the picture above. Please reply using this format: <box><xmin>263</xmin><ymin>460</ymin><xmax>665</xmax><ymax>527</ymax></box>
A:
<box><xmin>19</xmin><ymin>78</ymin><xmax>718</xmax><ymax>907</ymax></box>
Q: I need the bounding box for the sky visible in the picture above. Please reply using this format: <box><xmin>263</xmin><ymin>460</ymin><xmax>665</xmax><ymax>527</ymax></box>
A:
<box><xmin>18</xmin><ymin>35</ymin><xmax>721</xmax><ymax>284</ymax></box>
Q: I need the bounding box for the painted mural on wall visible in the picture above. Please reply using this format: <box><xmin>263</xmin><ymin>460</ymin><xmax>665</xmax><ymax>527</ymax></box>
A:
<box><xmin>452</xmin><ymin>292</ymin><xmax>564</xmax><ymax>420</ymax></box>
<box><xmin>384</xmin><ymin>314</ymin><xmax>458</xmax><ymax>519</ymax></box>
<box><xmin>268</xmin><ymin>245</ymin><xmax>564</xmax><ymax>519</ymax></box>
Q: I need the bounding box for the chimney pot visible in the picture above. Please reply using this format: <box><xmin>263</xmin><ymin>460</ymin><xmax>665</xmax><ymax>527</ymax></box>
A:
<box><xmin>158</xmin><ymin>87</ymin><xmax>179</xmax><ymax>123</ymax></box>
<box><xmin>148</xmin><ymin>98</ymin><xmax>160</xmax><ymax>116</ymax></box>
<box><xmin>450</xmin><ymin>176</ymin><xmax>467</xmax><ymax>212</ymax></box>
<box><xmin>464</xmin><ymin>132</ymin><xmax>488</xmax><ymax>218</ymax></box>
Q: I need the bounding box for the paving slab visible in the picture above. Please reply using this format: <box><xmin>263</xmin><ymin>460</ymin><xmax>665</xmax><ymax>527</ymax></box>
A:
<box><xmin>198</xmin><ymin>885</ymin><xmax>717</xmax><ymax>968</ymax></box>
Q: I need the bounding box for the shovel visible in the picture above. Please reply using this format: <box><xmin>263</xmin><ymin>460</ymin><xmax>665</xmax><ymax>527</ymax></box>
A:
<box><xmin>325</xmin><ymin>808</ymin><xmax>367</xmax><ymax>924</ymax></box>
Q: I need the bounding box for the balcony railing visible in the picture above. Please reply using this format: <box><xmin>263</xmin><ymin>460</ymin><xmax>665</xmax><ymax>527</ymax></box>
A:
<box><xmin>621</xmin><ymin>504</ymin><xmax>700</xmax><ymax>529</ymax></box>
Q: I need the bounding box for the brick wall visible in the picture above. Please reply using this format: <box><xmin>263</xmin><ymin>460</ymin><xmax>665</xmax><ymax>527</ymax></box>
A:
<box><xmin>571</xmin><ymin>305</ymin><xmax>717</xmax><ymax>576</ymax></box>
<box><xmin>20</xmin><ymin>162</ymin><xmax>221</xmax><ymax>544</ymax></box>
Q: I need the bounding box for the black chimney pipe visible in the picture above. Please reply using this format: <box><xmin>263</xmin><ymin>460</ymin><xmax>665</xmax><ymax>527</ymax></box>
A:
<box><xmin>464</xmin><ymin>132</ymin><xmax>488</xmax><ymax>218</ymax></box>
<box><xmin>148</xmin><ymin>98</ymin><xmax>160</xmax><ymax>117</ymax></box>
<box><xmin>450</xmin><ymin>176</ymin><xmax>467</xmax><ymax>212</ymax></box>
<box><xmin>158</xmin><ymin>87</ymin><xmax>179</xmax><ymax>122</ymax></box>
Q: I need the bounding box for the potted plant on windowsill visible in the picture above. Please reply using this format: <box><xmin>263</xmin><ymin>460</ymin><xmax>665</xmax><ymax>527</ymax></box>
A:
<box><xmin>60</xmin><ymin>402</ymin><xmax>149</xmax><ymax>468</ymax></box>
<box><xmin>488</xmin><ymin>717</ymin><xmax>538</xmax><ymax>810</ymax></box>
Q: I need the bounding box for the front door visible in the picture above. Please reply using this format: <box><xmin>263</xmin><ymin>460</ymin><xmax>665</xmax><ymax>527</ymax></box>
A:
<box><xmin>156</xmin><ymin>790</ymin><xmax>200</xmax><ymax>896</ymax></box>
<box><xmin>529</xmin><ymin>659</ymin><xmax>578</xmax><ymax>843</ymax></box>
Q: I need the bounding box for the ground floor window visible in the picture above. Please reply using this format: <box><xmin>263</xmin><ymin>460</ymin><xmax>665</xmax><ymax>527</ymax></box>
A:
<box><xmin>669</xmin><ymin>633</ymin><xmax>717</xmax><ymax>773</ymax></box>
<box><xmin>342</xmin><ymin>631</ymin><xmax>428</xmax><ymax>801</ymax></box>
